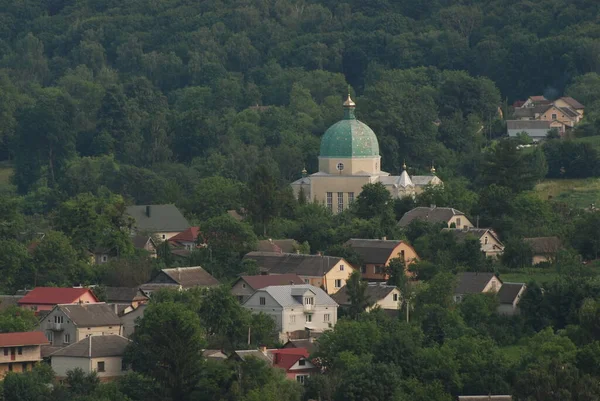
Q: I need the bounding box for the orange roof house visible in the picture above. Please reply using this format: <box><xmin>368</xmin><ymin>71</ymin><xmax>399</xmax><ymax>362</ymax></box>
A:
<box><xmin>0</xmin><ymin>331</ymin><xmax>49</xmax><ymax>379</ymax></box>
<box><xmin>18</xmin><ymin>287</ymin><xmax>99</xmax><ymax>312</ymax></box>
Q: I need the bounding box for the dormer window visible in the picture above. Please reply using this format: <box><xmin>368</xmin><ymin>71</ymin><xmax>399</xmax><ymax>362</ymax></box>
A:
<box><xmin>304</xmin><ymin>297</ymin><xmax>314</xmax><ymax>305</ymax></box>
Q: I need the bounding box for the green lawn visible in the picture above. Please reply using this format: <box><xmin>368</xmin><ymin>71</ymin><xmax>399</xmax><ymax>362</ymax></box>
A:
<box><xmin>499</xmin><ymin>268</ymin><xmax>559</xmax><ymax>285</ymax></box>
<box><xmin>575</xmin><ymin>135</ymin><xmax>600</xmax><ymax>149</ymax></box>
<box><xmin>533</xmin><ymin>178</ymin><xmax>600</xmax><ymax>208</ymax></box>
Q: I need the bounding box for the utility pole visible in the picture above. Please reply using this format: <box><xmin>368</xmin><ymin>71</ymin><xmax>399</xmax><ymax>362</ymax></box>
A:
<box><xmin>406</xmin><ymin>299</ymin><xmax>410</xmax><ymax>323</ymax></box>
<box><xmin>247</xmin><ymin>326</ymin><xmax>251</xmax><ymax>345</ymax></box>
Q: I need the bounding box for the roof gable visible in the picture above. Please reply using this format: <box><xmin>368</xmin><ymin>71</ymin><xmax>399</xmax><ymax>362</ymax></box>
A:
<box><xmin>57</xmin><ymin>303</ymin><xmax>121</xmax><ymax>327</ymax></box>
<box><xmin>497</xmin><ymin>283</ymin><xmax>526</xmax><ymax>304</ymax></box>
<box><xmin>332</xmin><ymin>283</ymin><xmax>397</xmax><ymax>306</ymax></box>
<box><xmin>243</xmin><ymin>252</ymin><xmax>345</xmax><ymax>276</ymax></box>
<box><xmin>255</xmin><ymin>284</ymin><xmax>337</xmax><ymax>308</ymax></box>
<box><xmin>158</xmin><ymin>267</ymin><xmax>219</xmax><ymax>288</ymax></box>
<box><xmin>169</xmin><ymin>227</ymin><xmax>202</xmax><ymax>243</ymax></box>
<box><xmin>18</xmin><ymin>287</ymin><xmax>98</xmax><ymax>306</ymax></box>
<box><xmin>455</xmin><ymin>272</ymin><xmax>499</xmax><ymax>295</ymax></box>
<box><xmin>344</xmin><ymin>239</ymin><xmax>406</xmax><ymax>264</ymax></box>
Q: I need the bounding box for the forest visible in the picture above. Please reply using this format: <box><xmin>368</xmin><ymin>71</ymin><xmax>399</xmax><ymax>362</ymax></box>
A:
<box><xmin>2</xmin><ymin>0</ymin><xmax>600</xmax><ymax>400</ymax></box>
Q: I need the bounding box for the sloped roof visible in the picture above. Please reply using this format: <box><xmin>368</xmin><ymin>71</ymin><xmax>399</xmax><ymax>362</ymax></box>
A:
<box><xmin>272</xmin><ymin>353</ymin><xmax>306</xmax><ymax>370</ymax></box>
<box><xmin>398</xmin><ymin>207</ymin><xmax>467</xmax><ymax>227</ymax></box>
<box><xmin>249</xmin><ymin>285</ymin><xmax>338</xmax><ymax>308</ymax></box>
<box><xmin>58</xmin><ymin>303</ymin><xmax>121</xmax><ymax>327</ymax></box>
<box><xmin>529</xmin><ymin>95</ymin><xmax>548</xmax><ymax>102</ymax></box>
<box><xmin>243</xmin><ymin>252</ymin><xmax>344</xmax><ymax>277</ymax></box>
<box><xmin>103</xmin><ymin>287</ymin><xmax>148</xmax><ymax>303</ymax></box>
<box><xmin>344</xmin><ymin>238</ymin><xmax>407</xmax><ymax>265</ymax></box>
<box><xmin>18</xmin><ymin>287</ymin><xmax>98</xmax><ymax>306</ymax></box>
<box><xmin>159</xmin><ymin>267</ymin><xmax>219</xmax><ymax>288</ymax></box>
<box><xmin>232</xmin><ymin>350</ymin><xmax>272</xmax><ymax>364</ymax></box>
<box><xmin>283</xmin><ymin>339</ymin><xmax>317</xmax><ymax>353</ymax></box>
<box><xmin>444</xmin><ymin>228</ymin><xmax>502</xmax><ymax>246</ymax></box>
<box><xmin>331</xmin><ymin>283</ymin><xmax>397</xmax><ymax>306</ymax></box>
<box><xmin>132</xmin><ymin>235</ymin><xmax>155</xmax><ymax>250</ymax></box>
<box><xmin>125</xmin><ymin>204</ymin><xmax>190</xmax><ymax>233</ymax></box>
<box><xmin>513</xmin><ymin>104</ymin><xmax>552</xmax><ymax>118</ymax></box>
<box><xmin>523</xmin><ymin>236</ymin><xmax>562</xmax><ymax>254</ymax></box>
<box><xmin>455</xmin><ymin>272</ymin><xmax>498</xmax><ymax>295</ymax></box>
<box><xmin>169</xmin><ymin>227</ymin><xmax>202</xmax><ymax>243</ymax></box>
<box><xmin>411</xmin><ymin>175</ymin><xmax>437</xmax><ymax>186</ymax></box>
<box><xmin>497</xmin><ymin>283</ymin><xmax>526</xmax><ymax>304</ymax></box>
<box><xmin>0</xmin><ymin>331</ymin><xmax>49</xmax><ymax>347</ymax></box>
<box><xmin>559</xmin><ymin>96</ymin><xmax>584</xmax><ymax>109</ymax></box>
<box><xmin>257</xmin><ymin>239</ymin><xmax>299</xmax><ymax>254</ymax></box>
<box><xmin>237</xmin><ymin>274</ymin><xmax>305</xmax><ymax>290</ymax></box>
<box><xmin>50</xmin><ymin>335</ymin><xmax>130</xmax><ymax>358</ymax></box>
<box><xmin>558</xmin><ymin>106</ymin><xmax>579</xmax><ymax>118</ymax></box>
<box><xmin>507</xmin><ymin>120</ymin><xmax>551</xmax><ymax>130</ymax></box>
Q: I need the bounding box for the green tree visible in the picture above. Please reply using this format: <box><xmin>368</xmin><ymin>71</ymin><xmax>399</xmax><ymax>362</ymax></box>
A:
<box><xmin>30</xmin><ymin>231</ymin><xmax>88</xmax><ymax>286</ymax></box>
<box><xmin>246</xmin><ymin>163</ymin><xmax>279</xmax><ymax>235</ymax></box>
<box><xmin>0</xmin><ymin>240</ymin><xmax>30</xmax><ymax>290</ymax></box>
<box><xmin>501</xmin><ymin>238</ymin><xmax>533</xmax><ymax>268</ymax></box>
<box><xmin>0</xmin><ymin>306</ymin><xmax>38</xmax><ymax>333</ymax></box>
<box><xmin>126</xmin><ymin>302</ymin><xmax>206</xmax><ymax>401</ymax></box>
<box><xmin>346</xmin><ymin>271</ymin><xmax>371</xmax><ymax>319</ymax></box>
<box><xmin>354</xmin><ymin>182</ymin><xmax>394</xmax><ymax>220</ymax></box>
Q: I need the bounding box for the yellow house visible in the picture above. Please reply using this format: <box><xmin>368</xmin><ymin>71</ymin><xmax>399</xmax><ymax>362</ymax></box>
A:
<box><xmin>444</xmin><ymin>228</ymin><xmax>505</xmax><ymax>259</ymax></box>
<box><xmin>344</xmin><ymin>239</ymin><xmax>419</xmax><ymax>281</ymax></box>
<box><xmin>0</xmin><ymin>332</ymin><xmax>48</xmax><ymax>379</ymax></box>
<box><xmin>291</xmin><ymin>95</ymin><xmax>442</xmax><ymax>213</ymax></box>
<box><xmin>537</xmin><ymin>105</ymin><xmax>581</xmax><ymax>127</ymax></box>
<box><xmin>242</xmin><ymin>252</ymin><xmax>354</xmax><ymax>294</ymax></box>
<box><xmin>553</xmin><ymin>96</ymin><xmax>585</xmax><ymax>116</ymax></box>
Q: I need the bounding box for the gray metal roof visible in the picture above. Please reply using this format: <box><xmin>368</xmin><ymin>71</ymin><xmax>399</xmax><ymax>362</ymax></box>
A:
<box><xmin>50</xmin><ymin>335</ymin><xmax>130</xmax><ymax>358</ymax></box>
<box><xmin>506</xmin><ymin>120</ymin><xmax>551</xmax><ymax>130</ymax></box>
<box><xmin>252</xmin><ymin>285</ymin><xmax>338</xmax><ymax>308</ymax></box>
<box><xmin>243</xmin><ymin>252</ymin><xmax>343</xmax><ymax>277</ymax></box>
<box><xmin>103</xmin><ymin>287</ymin><xmax>148</xmax><ymax>303</ymax></box>
<box><xmin>58</xmin><ymin>303</ymin><xmax>121</xmax><ymax>327</ymax></box>
<box><xmin>331</xmin><ymin>283</ymin><xmax>397</xmax><ymax>306</ymax></box>
<box><xmin>126</xmin><ymin>204</ymin><xmax>190</xmax><ymax>233</ymax></box>
<box><xmin>398</xmin><ymin>207</ymin><xmax>467</xmax><ymax>227</ymax></box>
<box><xmin>497</xmin><ymin>283</ymin><xmax>525</xmax><ymax>304</ymax></box>
<box><xmin>455</xmin><ymin>272</ymin><xmax>497</xmax><ymax>295</ymax></box>
<box><xmin>257</xmin><ymin>239</ymin><xmax>300</xmax><ymax>253</ymax></box>
<box><xmin>560</xmin><ymin>96</ymin><xmax>584</xmax><ymax>109</ymax></box>
<box><xmin>160</xmin><ymin>267</ymin><xmax>219</xmax><ymax>288</ymax></box>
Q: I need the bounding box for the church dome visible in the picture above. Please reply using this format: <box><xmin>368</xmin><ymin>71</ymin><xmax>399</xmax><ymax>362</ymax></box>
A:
<box><xmin>319</xmin><ymin>95</ymin><xmax>380</xmax><ymax>158</ymax></box>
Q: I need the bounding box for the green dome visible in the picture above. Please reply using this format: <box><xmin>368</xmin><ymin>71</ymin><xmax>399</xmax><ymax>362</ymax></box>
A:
<box><xmin>319</xmin><ymin>97</ymin><xmax>380</xmax><ymax>158</ymax></box>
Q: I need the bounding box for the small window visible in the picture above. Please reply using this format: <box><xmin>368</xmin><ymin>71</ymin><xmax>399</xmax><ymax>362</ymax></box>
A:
<box><xmin>336</xmin><ymin>162</ymin><xmax>344</xmax><ymax>171</ymax></box>
<box><xmin>101</xmin><ymin>255</ymin><xmax>108</xmax><ymax>262</ymax></box>
<box><xmin>259</xmin><ymin>297</ymin><xmax>266</xmax><ymax>306</ymax></box>
<box><xmin>162</xmin><ymin>234</ymin><xmax>166</xmax><ymax>239</ymax></box>
<box><xmin>296</xmin><ymin>374</ymin><xmax>309</xmax><ymax>384</ymax></box>
<box><xmin>324</xmin><ymin>314</ymin><xmax>330</xmax><ymax>322</ymax></box>
<box><xmin>290</xmin><ymin>315</ymin><xmax>296</xmax><ymax>324</ymax></box>
<box><xmin>400</xmin><ymin>250</ymin><xmax>405</xmax><ymax>260</ymax></box>
<box><xmin>242</xmin><ymin>283</ymin><xmax>246</xmax><ymax>288</ymax></box>
<box><xmin>393</xmin><ymin>294</ymin><xmax>399</xmax><ymax>302</ymax></box>
<box><xmin>339</xmin><ymin>264</ymin><xmax>344</xmax><ymax>271</ymax></box>
<box><xmin>3</xmin><ymin>348</ymin><xmax>7</xmax><ymax>356</ymax></box>
<box><xmin>299</xmin><ymin>359</ymin><xmax>306</xmax><ymax>366</ymax></box>
<box><xmin>97</xmin><ymin>361</ymin><xmax>105</xmax><ymax>372</ymax></box>
<box><xmin>335</xmin><ymin>279</ymin><xmax>342</xmax><ymax>288</ymax></box>
<box><xmin>304</xmin><ymin>279</ymin><xmax>309</xmax><ymax>284</ymax></box>
<box><xmin>64</xmin><ymin>334</ymin><xmax>70</xmax><ymax>344</ymax></box>
<box><xmin>17</xmin><ymin>347</ymin><xmax>22</xmax><ymax>355</ymax></box>
<box><xmin>552</xmin><ymin>113</ymin><xmax>557</xmax><ymax>120</ymax></box>
<box><xmin>304</xmin><ymin>297</ymin><xmax>314</xmax><ymax>305</ymax></box>
<box><xmin>360</xmin><ymin>266</ymin><xmax>366</xmax><ymax>274</ymax></box>
<box><xmin>305</xmin><ymin>314</ymin><xmax>312</xmax><ymax>323</ymax></box>
<box><xmin>485</xmin><ymin>236</ymin><xmax>489</xmax><ymax>245</ymax></box>
<box><xmin>456</xmin><ymin>218</ymin><xmax>461</xmax><ymax>227</ymax></box>
<box><xmin>237</xmin><ymin>296</ymin><xmax>244</xmax><ymax>302</ymax></box>
<box><xmin>348</xmin><ymin>192</ymin><xmax>354</xmax><ymax>204</ymax></box>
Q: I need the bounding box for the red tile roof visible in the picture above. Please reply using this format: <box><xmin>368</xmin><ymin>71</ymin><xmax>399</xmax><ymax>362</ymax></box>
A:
<box><xmin>0</xmin><ymin>331</ymin><xmax>49</xmax><ymax>347</ymax></box>
<box><xmin>18</xmin><ymin>287</ymin><xmax>98</xmax><ymax>306</ymax></box>
<box><xmin>270</xmin><ymin>348</ymin><xmax>310</xmax><ymax>371</ymax></box>
<box><xmin>169</xmin><ymin>227</ymin><xmax>202</xmax><ymax>243</ymax></box>
<box><xmin>240</xmin><ymin>274</ymin><xmax>305</xmax><ymax>290</ymax></box>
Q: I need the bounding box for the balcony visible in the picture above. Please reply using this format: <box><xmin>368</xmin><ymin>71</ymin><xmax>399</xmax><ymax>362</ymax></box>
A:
<box><xmin>50</xmin><ymin>323</ymin><xmax>63</xmax><ymax>331</ymax></box>
<box><xmin>303</xmin><ymin>304</ymin><xmax>314</xmax><ymax>314</ymax></box>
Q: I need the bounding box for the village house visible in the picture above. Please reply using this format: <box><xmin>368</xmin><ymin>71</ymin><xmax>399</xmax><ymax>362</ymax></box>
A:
<box><xmin>132</xmin><ymin>235</ymin><xmax>157</xmax><ymax>258</ymax></box>
<box><xmin>344</xmin><ymin>238</ymin><xmax>419</xmax><ymax>281</ymax></box>
<box><xmin>523</xmin><ymin>236</ymin><xmax>562</xmax><ymax>265</ymax></box>
<box><xmin>444</xmin><ymin>228</ymin><xmax>505</xmax><ymax>258</ymax></box>
<box><xmin>243</xmin><ymin>252</ymin><xmax>354</xmax><ymax>295</ymax></box>
<box><xmin>282</xmin><ymin>338</ymin><xmax>318</xmax><ymax>354</ymax></box>
<box><xmin>18</xmin><ymin>287</ymin><xmax>99</xmax><ymax>313</ymax></box>
<box><xmin>89</xmin><ymin>247</ymin><xmax>118</xmax><ymax>265</ymax></box>
<box><xmin>168</xmin><ymin>226</ymin><xmax>203</xmax><ymax>251</ymax></box>
<box><xmin>231</xmin><ymin>274</ymin><xmax>305</xmax><ymax>303</ymax></box>
<box><xmin>0</xmin><ymin>332</ymin><xmax>48</xmax><ymax>379</ymax></box>
<box><xmin>497</xmin><ymin>283</ymin><xmax>527</xmax><ymax>316</ymax></box>
<box><xmin>50</xmin><ymin>335</ymin><xmax>130</xmax><ymax>381</ymax></box>
<box><xmin>398</xmin><ymin>206</ymin><xmax>474</xmax><ymax>228</ymax></box>
<box><xmin>270</xmin><ymin>348</ymin><xmax>319</xmax><ymax>384</ymax></box>
<box><xmin>103</xmin><ymin>287</ymin><xmax>148</xmax><ymax>310</ymax></box>
<box><xmin>332</xmin><ymin>282</ymin><xmax>401</xmax><ymax>312</ymax></box>
<box><xmin>140</xmin><ymin>266</ymin><xmax>219</xmax><ymax>297</ymax></box>
<box><xmin>125</xmin><ymin>204</ymin><xmax>190</xmax><ymax>241</ymax></box>
<box><xmin>37</xmin><ymin>303</ymin><xmax>122</xmax><ymax>346</ymax></box>
<box><xmin>257</xmin><ymin>239</ymin><xmax>301</xmax><ymax>253</ymax></box>
<box><xmin>243</xmin><ymin>284</ymin><xmax>338</xmax><ymax>342</ymax></box>
<box><xmin>453</xmin><ymin>272</ymin><xmax>502</xmax><ymax>302</ymax></box>
<box><xmin>507</xmin><ymin>120</ymin><xmax>566</xmax><ymax>141</ymax></box>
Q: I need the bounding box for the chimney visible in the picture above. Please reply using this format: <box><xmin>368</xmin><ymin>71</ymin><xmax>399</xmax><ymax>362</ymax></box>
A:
<box><xmin>114</xmin><ymin>304</ymin><xmax>118</xmax><ymax>315</ymax></box>
<box><xmin>381</xmin><ymin>236</ymin><xmax>387</xmax><ymax>241</ymax></box>
<box><xmin>146</xmin><ymin>205</ymin><xmax>151</xmax><ymax>217</ymax></box>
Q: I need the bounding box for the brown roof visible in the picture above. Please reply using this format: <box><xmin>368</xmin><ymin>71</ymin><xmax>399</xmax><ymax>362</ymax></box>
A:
<box><xmin>399</xmin><ymin>207</ymin><xmax>468</xmax><ymax>227</ymax></box>
<box><xmin>444</xmin><ymin>228</ymin><xmax>502</xmax><ymax>245</ymax></box>
<box><xmin>529</xmin><ymin>95</ymin><xmax>548</xmax><ymax>102</ymax></box>
<box><xmin>50</xmin><ymin>335</ymin><xmax>130</xmax><ymax>358</ymax></box>
<box><xmin>513</xmin><ymin>104</ymin><xmax>552</xmax><ymax>118</ymax></box>
<box><xmin>523</xmin><ymin>237</ymin><xmax>562</xmax><ymax>255</ymax></box>
<box><xmin>237</xmin><ymin>274</ymin><xmax>305</xmax><ymax>290</ymax></box>
<box><xmin>243</xmin><ymin>252</ymin><xmax>344</xmax><ymax>277</ymax></box>
<box><xmin>559</xmin><ymin>96</ymin><xmax>584</xmax><ymax>109</ymax></box>
<box><xmin>0</xmin><ymin>331</ymin><xmax>49</xmax><ymax>347</ymax></box>
<box><xmin>160</xmin><ymin>267</ymin><xmax>219</xmax><ymax>288</ymax></box>
<box><xmin>132</xmin><ymin>235</ymin><xmax>155</xmax><ymax>250</ymax></box>
<box><xmin>58</xmin><ymin>303</ymin><xmax>121</xmax><ymax>327</ymax></box>
<box><xmin>344</xmin><ymin>239</ymin><xmax>410</xmax><ymax>265</ymax></box>
<box><xmin>497</xmin><ymin>283</ymin><xmax>525</xmax><ymax>304</ymax></box>
<box><xmin>455</xmin><ymin>272</ymin><xmax>498</xmax><ymax>295</ymax></box>
<box><xmin>103</xmin><ymin>287</ymin><xmax>148</xmax><ymax>304</ymax></box>
<box><xmin>331</xmin><ymin>283</ymin><xmax>397</xmax><ymax>306</ymax></box>
<box><xmin>257</xmin><ymin>239</ymin><xmax>299</xmax><ymax>254</ymax></box>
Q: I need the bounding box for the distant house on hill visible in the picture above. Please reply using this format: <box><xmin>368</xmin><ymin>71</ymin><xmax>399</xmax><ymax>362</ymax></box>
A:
<box><xmin>523</xmin><ymin>236</ymin><xmax>562</xmax><ymax>264</ymax></box>
<box><xmin>18</xmin><ymin>287</ymin><xmax>99</xmax><ymax>313</ymax></box>
<box><xmin>343</xmin><ymin>238</ymin><xmax>419</xmax><ymax>281</ymax></box>
<box><xmin>140</xmin><ymin>266</ymin><xmax>219</xmax><ymax>296</ymax></box>
<box><xmin>454</xmin><ymin>272</ymin><xmax>502</xmax><ymax>302</ymax></box>
<box><xmin>257</xmin><ymin>239</ymin><xmax>300</xmax><ymax>254</ymax></box>
<box><xmin>0</xmin><ymin>332</ymin><xmax>48</xmax><ymax>378</ymax></box>
<box><xmin>132</xmin><ymin>235</ymin><xmax>157</xmax><ymax>257</ymax></box>
<box><xmin>497</xmin><ymin>283</ymin><xmax>526</xmax><ymax>316</ymax></box>
<box><xmin>399</xmin><ymin>206</ymin><xmax>473</xmax><ymax>228</ymax></box>
<box><xmin>331</xmin><ymin>282</ymin><xmax>401</xmax><ymax>311</ymax></box>
<box><xmin>169</xmin><ymin>227</ymin><xmax>203</xmax><ymax>250</ymax></box>
<box><xmin>125</xmin><ymin>204</ymin><xmax>190</xmax><ymax>241</ymax></box>
<box><xmin>444</xmin><ymin>228</ymin><xmax>505</xmax><ymax>258</ymax></box>
<box><xmin>231</xmin><ymin>274</ymin><xmax>305</xmax><ymax>303</ymax></box>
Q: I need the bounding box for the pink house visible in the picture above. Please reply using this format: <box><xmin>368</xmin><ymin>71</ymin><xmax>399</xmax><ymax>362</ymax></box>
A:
<box><xmin>18</xmin><ymin>287</ymin><xmax>99</xmax><ymax>313</ymax></box>
<box><xmin>269</xmin><ymin>348</ymin><xmax>319</xmax><ymax>384</ymax></box>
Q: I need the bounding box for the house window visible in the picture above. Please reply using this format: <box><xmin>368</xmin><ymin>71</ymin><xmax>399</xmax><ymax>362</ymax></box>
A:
<box><xmin>360</xmin><ymin>266</ymin><xmax>366</xmax><ymax>274</ymax></box>
<box><xmin>339</xmin><ymin>264</ymin><xmax>344</xmax><ymax>271</ymax></box>
<box><xmin>393</xmin><ymin>294</ymin><xmax>399</xmax><ymax>302</ymax></box>
<box><xmin>326</xmin><ymin>192</ymin><xmax>332</xmax><ymax>211</ymax></box>
<box><xmin>324</xmin><ymin>314</ymin><xmax>330</xmax><ymax>322</ymax></box>
<box><xmin>335</xmin><ymin>279</ymin><xmax>342</xmax><ymax>288</ymax></box>
<box><xmin>552</xmin><ymin>113</ymin><xmax>557</xmax><ymax>120</ymax></box>
<box><xmin>97</xmin><ymin>361</ymin><xmax>105</xmax><ymax>372</ymax></box>
<box><xmin>456</xmin><ymin>218</ymin><xmax>461</xmax><ymax>227</ymax></box>
<box><xmin>17</xmin><ymin>347</ymin><xmax>22</xmax><ymax>355</ymax></box>
<box><xmin>348</xmin><ymin>192</ymin><xmax>354</xmax><ymax>204</ymax></box>
<box><xmin>64</xmin><ymin>334</ymin><xmax>70</xmax><ymax>344</ymax></box>
<box><xmin>296</xmin><ymin>374</ymin><xmax>309</xmax><ymax>384</ymax></box>
<box><xmin>101</xmin><ymin>255</ymin><xmax>108</xmax><ymax>263</ymax></box>
<box><xmin>304</xmin><ymin>297</ymin><xmax>314</xmax><ymax>305</ymax></box>
<box><xmin>375</xmin><ymin>266</ymin><xmax>384</xmax><ymax>274</ymax></box>
<box><xmin>400</xmin><ymin>250</ymin><xmax>405</xmax><ymax>260</ymax></box>
<box><xmin>162</xmin><ymin>234</ymin><xmax>166</xmax><ymax>239</ymax></box>
<box><xmin>237</xmin><ymin>296</ymin><xmax>244</xmax><ymax>302</ymax></box>
<box><xmin>299</xmin><ymin>359</ymin><xmax>306</xmax><ymax>366</ymax></box>
<box><xmin>485</xmin><ymin>236</ymin><xmax>489</xmax><ymax>245</ymax></box>
<box><xmin>336</xmin><ymin>162</ymin><xmax>344</xmax><ymax>171</ymax></box>
<box><xmin>3</xmin><ymin>348</ymin><xmax>7</xmax><ymax>356</ymax></box>
<box><xmin>21</xmin><ymin>363</ymin><xmax>27</xmax><ymax>371</ymax></box>
<box><xmin>259</xmin><ymin>297</ymin><xmax>266</xmax><ymax>306</ymax></box>
<box><xmin>337</xmin><ymin>192</ymin><xmax>344</xmax><ymax>213</ymax></box>
<box><xmin>242</xmin><ymin>284</ymin><xmax>246</xmax><ymax>288</ymax></box>
<box><xmin>54</xmin><ymin>316</ymin><xmax>64</xmax><ymax>324</ymax></box>
<box><xmin>305</xmin><ymin>314</ymin><xmax>312</xmax><ymax>323</ymax></box>
<box><xmin>290</xmin><ymin>315</ymin><xmax>296</xmax><ymax>324</ymax></box>
<box><xmin>46</xmin><ymin>331</ymin><xmax>53</xmax><ymax>343</ymax></box>
<box><xmin>304</xmin><ymin>279</ymin><xmax>309</xmax><ymax>284</ymax></box>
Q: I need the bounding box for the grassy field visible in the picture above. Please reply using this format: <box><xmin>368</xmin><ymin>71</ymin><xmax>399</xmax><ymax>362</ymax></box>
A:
<box><xmin>575</xmin><ymin>135</ymin><xmax>600</xmax><ymax>148</ymax></box>
<box><xmin>534</xmin><ymin>178</ymin><xmax>600</xmax><ymax>208</ymax></box>
<box><xmin>499</xmin><ymin>268</ymin><xmax>559</xmax><ymax>285</ymax></box>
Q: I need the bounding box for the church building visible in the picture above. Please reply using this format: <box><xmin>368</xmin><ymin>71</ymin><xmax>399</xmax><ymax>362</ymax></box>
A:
<box><xmin>291</xmin><ymin>95</ymin><xmax>442</xmax><ymax>213</ymax></box>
